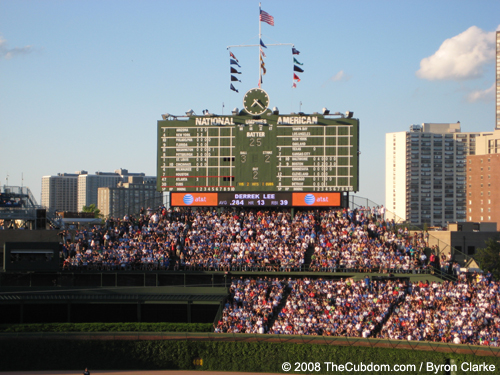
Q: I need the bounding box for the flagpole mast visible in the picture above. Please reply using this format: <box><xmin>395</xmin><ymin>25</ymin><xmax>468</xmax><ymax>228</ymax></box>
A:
<box><xmin>259</xmin><ymin>2</ymin><xmax>262</xmax><ymax>87</ymax></box>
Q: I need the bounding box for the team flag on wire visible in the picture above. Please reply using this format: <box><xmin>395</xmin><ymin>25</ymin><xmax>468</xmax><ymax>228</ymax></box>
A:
<box><xmin>230</xmin><ymin>59</ymin><xmax>241</xmax><ymax>67</ymax></box>
<box><xmin>230</xmin><ymin>84</ymin><xmax>238</xmax><ymax>93</ymax></box>
<box><xmin>260</xmin><ymin>47</ymin><xmax>266</xmax><ymax>58</ymax></box>
<box><xmin>260</xmin><ymin>39</ymin><xmax>267</xmax><ymax>48</ymax></box>
<box><xmin>231</xmin><ymin>75</ymin><xmax>241</xmax><ymax>82</ymax></box>
<box><xmin>260</xmin><ymin>9</ymin><xmax>274</xmax><ymax>26</ymax></box>
<box><xmin>229</xmin><ymin>51</ymin><xmax>238</xmax><ymax>62</ymax></box>
<box><xmin>294</xmin><ymin>65</ymin><xmax>304</xmax><ymax>73</ymax></box>
<box><xmin>231</xmin><ymin>67</ymin><xmax>241</xmax><ymax>74</ymax></box>
<box><xmin>292</xmin><ymin>47</ymin><xmax>300</xmax><ymax>55</ymax></box>
<box><xmin>293</xmin><ymin>73</ymin><xmax>301</xmax><ymax>82</ymax></box>
<box><xmin>294</xmin><ymin>57</ymin><xmax>303</xmax><ymax>65</ymax></box>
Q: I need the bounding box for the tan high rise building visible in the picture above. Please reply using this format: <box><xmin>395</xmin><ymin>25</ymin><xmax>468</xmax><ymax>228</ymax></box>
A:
<box><xmin>385</xmin><ymin>123</ymin><xmax>486</xmax><ymax>227</ymax></box>
<box><xmin>98</xmin><ymin>176</ymin><xmax>163</xmax><ymax>218</ymax></box>
<box><xmin>41</xmin><ymin>173</ymin><xmax>81</xmax><ymax>214</ymax></box>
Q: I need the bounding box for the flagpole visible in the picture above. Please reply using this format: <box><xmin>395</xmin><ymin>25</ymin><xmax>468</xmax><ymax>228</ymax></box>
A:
<box><xmin>259</xmin><ymin>2</ymin><xmax>262</xmax><ymax>87</ymax></box>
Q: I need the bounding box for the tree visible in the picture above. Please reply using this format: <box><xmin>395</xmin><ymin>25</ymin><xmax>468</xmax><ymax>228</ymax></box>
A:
<box><xmin>475</xmin><ymin>236</ymin><xmax>500</xmax><ymax>280</ymax></box>
<box><xmin>82</xmin><ymin>204</ymin><xmax>102</xmax><ymax>219</ymax></box>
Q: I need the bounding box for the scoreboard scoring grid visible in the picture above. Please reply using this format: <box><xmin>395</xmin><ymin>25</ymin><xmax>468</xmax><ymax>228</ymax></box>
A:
<box><xmin>157</xmin><ymin>113</ymin><xmax>359</xmax><ymax>196</ymax></box>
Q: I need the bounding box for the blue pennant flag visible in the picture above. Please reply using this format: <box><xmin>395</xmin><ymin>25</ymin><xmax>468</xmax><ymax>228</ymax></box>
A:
<box><xmin>230</xmin><ymin>84</ymin><xmax>238</xmax><ymax>93</ymax></box>
<box><xmin>230</xmin><ymin>59</ymin><xmax>240</xmax><ymax>67</ymax></box>
<box><xmin>260</xmin><ymin>39</ymin><xmax>267</xmax><ymax>48</ymax></box>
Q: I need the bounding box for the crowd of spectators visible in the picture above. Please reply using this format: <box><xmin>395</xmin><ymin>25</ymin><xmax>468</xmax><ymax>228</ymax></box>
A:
<box><xmin>213</xmin><ymin>275</ymin><xmax>500</xmax><ymax>348</ymax></box>
<box><xmin>60</xmin><ymin>206</ymin><xmax>316</xmax><ymax>272</ymax></box>
<box><xmin>378</xmin><ymin>275</ymin><xmax>500</xmax><ymax>346</ymax></box>
<box><xmin>214</xmin><ymin>277</ymin><xmax>285</xmax><ymax>333</ymax></box>
<box><xmin>58</xmin><ymin>205</ymin><xmax>442</xmax><ymax>274</ymax></box>
<box><xmin>308</xmin><ymin>209</ymin><xmax>432</xmax><ymax>273</ymax></box>
<box><xmin>269</xmin><ymin>277</ymin><xmax>405</xmax><ymax>337</ymax></box>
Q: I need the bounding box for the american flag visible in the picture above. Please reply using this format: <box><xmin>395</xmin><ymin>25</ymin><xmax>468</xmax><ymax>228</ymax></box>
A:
<box><xmin>260</xmin><ymin>9</ymin><xmax>274</xmax><ymax>26</ymax></box>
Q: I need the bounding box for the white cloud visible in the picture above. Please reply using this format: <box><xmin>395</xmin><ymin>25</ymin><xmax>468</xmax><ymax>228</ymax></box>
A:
<box><xmin>416</xmin><ymin>26</ymin><xmax>496</xmax><ymax>81</ymax></box>
<box><xmin>331</xmin><ymin>70</ymin><xmax>347</xmax><ymax>81</ymax></box>
<box><xmin>0</xmin><ymin>36</ymin><xmax>34</xmax><ymax>59</ymax></box>
<box><xmin>322</xmin><ymin>70</ymin><xmax>350</xmax><ymax>87</ymax></box>
<box><xmin>467</xmin><ymin>83</ymin><xmax>495</xmax><ymax>102</ymax></box>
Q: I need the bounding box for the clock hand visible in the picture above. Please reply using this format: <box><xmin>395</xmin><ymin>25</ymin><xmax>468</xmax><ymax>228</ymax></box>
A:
<box><xmin>251</xmin><ymin>98</ymin><xmax>264</xmax><ymax>109</ymax></box>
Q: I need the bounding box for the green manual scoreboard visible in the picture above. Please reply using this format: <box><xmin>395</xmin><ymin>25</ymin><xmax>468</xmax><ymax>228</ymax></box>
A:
<box><xmin>157</xmin><ymin>88</ymin><xmax>359</xmax><ymax>196</ymax></box>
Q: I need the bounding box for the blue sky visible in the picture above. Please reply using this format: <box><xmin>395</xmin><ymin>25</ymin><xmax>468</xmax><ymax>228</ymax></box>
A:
<box><xmin>1</xmin><ymin>0</ymin><xmax>499</xmax><ymax>206</ymax></box>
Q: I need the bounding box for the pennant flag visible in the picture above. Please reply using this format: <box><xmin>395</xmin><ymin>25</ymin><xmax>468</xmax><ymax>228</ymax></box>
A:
<box><xmin>294</xmin><ymin>57</ymin><xmax>303</xmax><ymax>65</ymax></box>
<box><xmin>230</xmin><ymin>59</ymin><xmax>240</xmax><ymax>67</ymax></box>
<box><xmin>293</xmin><ymin>73</ymin><xmax>301</xmax><ymax>82</ymax></box>
<box><xmin>260</xmin><ymin>39</ymin><xmax>267</xmax><ymax>48</ymax></box>
<box><xmin>260</xmin><ymin>9</ymin><xmax>274</xmax><ymax>26</ymax></box>
<box><xmin>260</xmin><ymin>47</ymin><xmax>266</xmax><ymax>58</ymax></box>
<box><xmin>261</xmin><ymin>62</ymin><xmax>266</xmax><ymax>75</ymax></box>
<box><xmin>231</xmin><ymin>67</ymin><xmax>241</xmax><ymax>74</ymax></box>
<box><xmin>294</xmin><ymin>65</ymin><xmax>304</xmax><ymax>73</ymax></box>
<box><xmin>229</xmin><ymin>51</ymin><xmax>238</xmax><ymax>62</ymax></box>
<box><xmin>292</xmin><ymin>82</ymin><xmax>297</xmax><ymax>88</ymax></box>
<box><xmin>292</xmin><ymin>47</ymin><xmax>300</xmax><ymax>55</ymax></box>
<box><xmin>230</xmin><ymin>84</ymin><xmax>239</xmax><ymax>93</ymax></box>
<box><xmin>231</xmin><ymin>75</ymin><xmax>241</xmax><ymax>82</ymax></box>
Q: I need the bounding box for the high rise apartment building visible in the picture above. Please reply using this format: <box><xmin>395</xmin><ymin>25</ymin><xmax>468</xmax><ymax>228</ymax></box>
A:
<box><xmin>42</xmin><ymin>169</ymin><xmax>157</xmax><ymax>215</ymax></box>
<box><xmin>77</xmin><ymin>168</ymin><xmax>146</xmax><ymax>211</ymax></box>
<box><xmin>97</xmin><ymin>176</ymin><xmax>162</xmax><ymax>217</ymax></box>
<box><xmin>386</xmin><ymin>123</ymin><xmax>481</xmax><ymax>227</ymax></box>
<box><xmin>41</xmin><ymin>173</ymin><xmax>81</xmax><ymax>214</ymax></box>
<box><xmin>466</xmin><ymin>130</ymin><xmax>500</xmax><ymax>229</ymax></box>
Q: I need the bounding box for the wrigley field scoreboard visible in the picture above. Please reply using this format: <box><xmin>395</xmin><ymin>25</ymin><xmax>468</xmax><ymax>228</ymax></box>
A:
<box><xmin>157</xmin><ymin>88</ymin><xmax>359</xmax><ymax>207</ymax></box>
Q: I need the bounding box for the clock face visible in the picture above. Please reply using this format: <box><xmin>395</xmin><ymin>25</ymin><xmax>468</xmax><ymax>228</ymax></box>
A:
<box><xmin>243</xmin><ymin>88</ymin><xmax>270</xmax><ymax>115</ymax></box>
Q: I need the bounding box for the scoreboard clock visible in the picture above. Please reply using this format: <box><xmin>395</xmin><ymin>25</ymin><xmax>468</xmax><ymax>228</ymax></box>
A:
<box><xmin>157</xmin><ymin>92</ymin><xmax>359</xmax><ymax>199</ymax></box>
<box><xmin>243</xmin><ymin>88</ymin><xmax>270</xmax><ymax>116</ymax></box>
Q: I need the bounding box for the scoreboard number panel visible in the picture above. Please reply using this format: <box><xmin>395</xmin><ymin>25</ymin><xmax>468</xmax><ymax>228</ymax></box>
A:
<box><xmin>235</xmin><ymin>123</ymin><xmax>276</xmax><ymax>190</ymax></box>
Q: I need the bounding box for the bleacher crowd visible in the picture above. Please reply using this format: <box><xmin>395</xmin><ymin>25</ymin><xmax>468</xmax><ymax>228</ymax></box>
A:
<box><xmin>59</xmin><ymin>205</ymin><xmax>439</xmax><ymax>274</ymax></box>
<box><xmin>214</xmin><ymin>275</ymin><xmax>500</xmax><ymax>347</ymax></box>
<box><xmin>27</xmin><ymin>204</ymin><xmax>498</xmax><ymax>346</ymax></box>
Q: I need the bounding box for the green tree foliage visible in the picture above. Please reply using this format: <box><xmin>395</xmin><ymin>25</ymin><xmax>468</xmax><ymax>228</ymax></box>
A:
<box><xmin>82</xmin><ymin>203</ymin><xmax>102</xmax><ymax>218</ymax></box>
<box><xmin>475</xmin><ymin>236</ymin><xmax>500</xmax><ymax>280</ymax></box>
